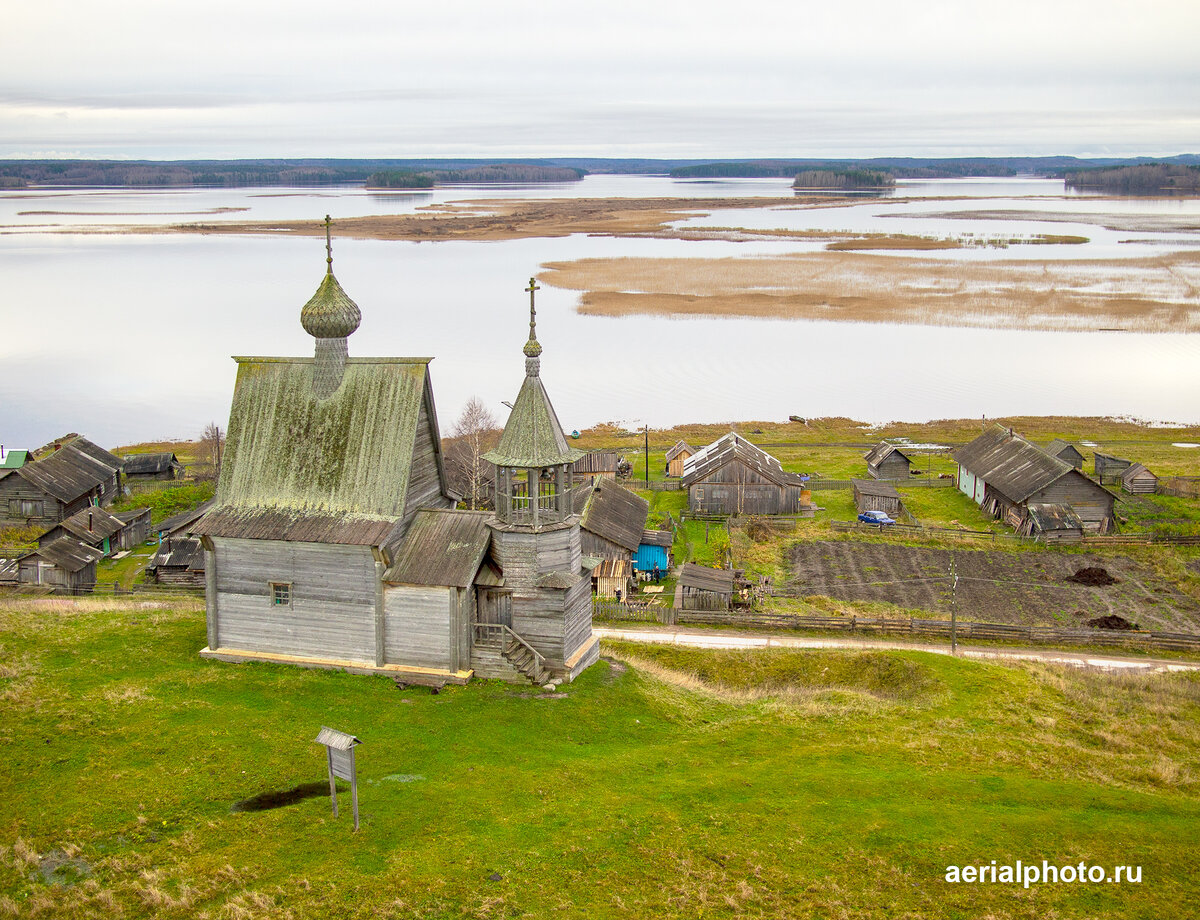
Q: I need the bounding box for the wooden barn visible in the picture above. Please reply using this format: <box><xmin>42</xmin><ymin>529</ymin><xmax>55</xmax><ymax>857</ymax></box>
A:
<box><xmin>572</xmin><ymin>477</ymin><xmax>649</xmax><ymax>561</ymax></box>
<box><xmin>571</xmin><ymin>450</ymin><xmax>620</xmax><ymax>483</ymax></box>
<box><xmin>156</xmin><ymin>499</ymin><xmax>215</xmax><ymax>540</ymax></box>
<box><xmin>195</xmin><ymin>249</ymin><xmax>598</xmax><ymax>686</ymax></box>
<box><xmin>1094</xmin><ymin>452</ymin><xmax>1133</xmax><ymax>483</ymax></box>
<box><xmin>633</xmin><ymin>529</ymin><xmax>672</xmax><ymax>576</ymax></box>
<box><xmin>1017</xmin><ymin>503</ymin><xmax>1084</xmax><ymax>544</ymax></box>
<box><xmin>677</xmin><ymin>562</ymin><xmax>734</xmax><ymax>611</ymax></box>
<box><xmin>852</xmin><ymin>479</ymin><xmax>902</xmax><ymax>517</ymax></box>
<box><xmin>1042</xmin><ymin>439</ymin><xmax>1085</xmax><ymax>470</ymax></box>
<box><xmin>114</xmin><ymin>507</ymin><xmax>153</xmax><ymax>548</ymax></box>
<box><xmin>665</xmin><ymin>440</ymin><xmax>694</xmax><ymax>478</ymax></box>
<box><xmin>37</xmin><ymin>505</ymin><xmax>127</xmax><ymax>557</ymax></box>
<box><xmin>954</xmin><ymin>426</ymin><xmax>1115</xmax><ymax>533</ymax></box>
<box><xmin>123</xmin><ymin>452</ymin><xmax>184</xmax><ymax>482</ymax></box>
<box><xmin>17</xmin><ymin>537</ymin><xmax>103</xmax><ymax>593</ymax></box>
<box><xmin>1121</xmin><ymin>463</ymin><xmax>1158</xmax><ymax>495</ymax></box>
<box><xmin>592</xmin><ymin>557</ymin><xmax>634</xmax><ymax>598</ymax></box>
<box><xmin>0</xmin><ymin>439</ymin><xmax>120</xmax><ymax>527</ymax></box>
<box><xmin>50</xmin><ymin>437</ymin><xmax>123</xmax><ymax>504</ymax></box>
<box><xmin>682</xmin><ymin>432</ymin><xmax>807</xmax><ymax>516</ymax></box>
<box><xmin>148</xmin><ymin>536</ymin><xmax>206</xmax><ymax>587</ymax></box>
<box><xmin>863</xmin><ymin>443</ymin><xmax>912</xmax><ymax>480</ymax></box>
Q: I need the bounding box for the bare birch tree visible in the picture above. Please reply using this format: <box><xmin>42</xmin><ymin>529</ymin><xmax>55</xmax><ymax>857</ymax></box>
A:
<box><xmin>445</xmin><ymin>397</ymin><xmax>500</xmax><ymax>510</ymax></box>
<box><xmin>201</xmin><ymin>422</ymin><xmax>225</xmax><ymax>482</ymax></box>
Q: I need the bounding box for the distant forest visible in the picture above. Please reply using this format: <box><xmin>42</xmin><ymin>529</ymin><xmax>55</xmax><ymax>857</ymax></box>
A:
<box><xmin>1</xmin><ymin>155</ymin><xmax>1197</xmax><ymax>189</ymax></box>
<box><xmin>793</xmin><ymin>169</ymin><xmax>895</xmax><ymax>190</ymax></box>
<box><xmin>1064</xmin><ymin>163</ymin><xmax>1200</xmax><ymax>195</ymax></box>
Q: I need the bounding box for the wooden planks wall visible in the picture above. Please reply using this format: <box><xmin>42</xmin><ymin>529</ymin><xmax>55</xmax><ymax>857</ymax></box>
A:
<box><xmin>212</xmin><ymin>537</ymin><xmax>377</xmax><ymax>661</ymax></box>
<box><xmin>383</xmin><ymin>584</ymin><xmax>454</xmax><ymax>670</ymax></box>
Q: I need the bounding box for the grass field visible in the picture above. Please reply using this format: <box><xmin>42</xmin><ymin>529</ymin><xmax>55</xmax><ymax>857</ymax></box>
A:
<box><xmin>1</xmin><ymin>597</ymin><xmax>1198</xmax><ymax>919</ymax></box>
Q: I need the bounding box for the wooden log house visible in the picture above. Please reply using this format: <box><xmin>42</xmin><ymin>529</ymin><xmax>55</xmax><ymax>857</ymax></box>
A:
<box><xmin>863</xmin><ymin>443</ymin><xmax>912</xmax><ymax>480</ymax></box>
<box><xmin>570</xmin><ymin>450</ymin><xmax>620</xmax><ymax>484</ymax></box>
<box><xmin>0</xmin><ymin>439</ymin><xmax>120</xmax><ymax>527</ymax></box>
<box><xmin>571</xmin><ymin>477</ymin><xmax>649</xmax><ymax>563</ymax></box>
<box><xmin>1121</xmin><ymin>463</ymin><xmax>1158</xmax><ymax>495</ymax></box>
<box><xmin>682</xmin><ymin>432</ymin><xmax>807</xmax><ymax>516</ymax></box>
<box><xmin>678</xmin><ymin>562</ymin><xmax>735</xmax><ymax>611</ymax></box>
<box><xmin>1042</xmin><ymin>439</ymin><xmax>1085</xmax><ymax>470</ymax></box>
<box><xmin>123</xmin><ymin>452</ymin><xmax>184</xmax><ymax>482</ymax></box>
<box><xmin>37</xmin><ymin>505</ymin><xmax>127</xmax><ymax>557</ymax></box>
<box><xmin>17</xmin><ymin>537</ymin><xmax>104</xmax><ymax>593</ymax></box>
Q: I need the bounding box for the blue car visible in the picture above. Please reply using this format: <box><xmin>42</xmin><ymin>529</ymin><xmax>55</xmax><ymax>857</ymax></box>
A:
<box><xmin>857</xmin><ymin>510</ymin><xmax>896</xmax><ymax>525</ymax></box>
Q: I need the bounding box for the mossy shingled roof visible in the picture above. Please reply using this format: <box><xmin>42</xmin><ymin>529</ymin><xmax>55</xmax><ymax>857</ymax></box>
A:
<box><xmin>210</xmin><ymin>357</ymin><xmax>431</xmax><ymax>521</ymax></box>
<box><xmin>483</xmin><ymin>373</ymin><xmax>585</xmax><ymax>469</ymax></box>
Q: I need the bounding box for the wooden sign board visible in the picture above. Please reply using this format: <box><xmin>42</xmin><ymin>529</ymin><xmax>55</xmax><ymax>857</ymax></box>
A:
<box><xmin>330</xmin><ymin>746</ymin><xmax>355</xmax><ymax>782</ymax></box>
<box><xmin>313</xmin><ymin>726</ymin><xmax>362</xmax><ymax>831</ymax></box>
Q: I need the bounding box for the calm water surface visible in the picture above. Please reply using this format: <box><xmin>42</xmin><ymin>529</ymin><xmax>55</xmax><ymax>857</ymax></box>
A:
<box><xmin>1</xmin><ymin>177</ymin><xmax>1197</xmax><ymax>447</ymax></box>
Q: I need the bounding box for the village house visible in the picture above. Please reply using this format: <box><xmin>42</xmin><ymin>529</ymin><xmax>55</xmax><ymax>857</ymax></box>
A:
<box><xmin>863</xmin><ymin>443</ymin><xmax>913</xmax><ymax>480</ymax></box>
<box><xmin>0</xmin><ymin>447</ymin><xmax>30</xmax><ymax>472</ymax></box>
<box><xmin>1094</xmin><ymin>452</ymin><xmax>1133</xmax><ymax>483</ymax></box>
<box><xmin>682</xmin><ymin>432</ymin><xmax>807</xmax><ymax>515</ymax></box>
<box><xmin>37</xmin><ymin>505</ymin><xmax>127</xmax><ymax>557</ymax></box>
<box><xmin>194</xmin><ymin>236</ymin><xmax>597</xmax><ymax>686</ymax></box>
<box><xmin>572</xmin><ymin>477</ymin><xmax>649</xmax><ymax>562</ymax></box>
<box><xmin>0</xmin><ymin>438</ymin><xmax>121</xmax><ymax>527</ymax></box>
<box><xmin>17</xmin><ymin>537</ymin><xmax>104</xmax><ymax>593</ymax></box>
<box><xmin>592</xmin><ymin>557</ymin><xmax>634</xmax><ymax>599</ymax></box>
<box><xmin>570</xmin><ymin>450</ymin><xmax>621</xmax><ymax>484</ymax></box>
<box><xmin>123</xmin><ymin>452</ymin><xmax>184</xmax><ymax>483</ymax></box>
<box><xmin>664</xmin><ymin>440</ymin><xmax>694</xmax><ymax>478</ymax></box>
<box><xmin>954</xmin><ymin>426</ymin><xmax>1115</xmax><ymax>533</ymax></box>
<box><xmin>113</xmin><ymin>507</ymin><xmax>153</xmax><ymax>548</ymax></box>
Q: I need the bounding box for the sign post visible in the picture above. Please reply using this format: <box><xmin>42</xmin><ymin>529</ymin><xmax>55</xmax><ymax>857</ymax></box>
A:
<box><xmin>314</xmin><ymin>726</ymin><xmax>362</xmax><ymax>830</ymax></box>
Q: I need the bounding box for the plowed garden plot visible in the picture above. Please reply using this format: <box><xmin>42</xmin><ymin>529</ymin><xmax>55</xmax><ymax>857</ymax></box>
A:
<box><xmin>786</xmin><ymin>540</ymin><xmax>1200</xmax><ymax>631</ymax></box>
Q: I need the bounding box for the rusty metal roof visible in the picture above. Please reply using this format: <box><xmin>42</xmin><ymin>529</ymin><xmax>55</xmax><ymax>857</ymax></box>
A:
<box><xmin>678</xmin><ymin>562</ymin><xmax>735</xmax><ymax>595</ymax></box>
<box><xmin>572</xmin><ymin>478</ymin><xmax>649</xmax><ymax>552</ymax></box>
<box><xmin>681</xmin><ymin>432</ymin><xmax>805</xmax><ymax>489</ymax></box>
<box><xmin>21</xmin><ymin>537</ymin><xmax>104</xmax><ymax>573</ymax></box>
<box><xmin>952</xmin><ymin>426</ymin><xmax>1076</xmax><ymax>503</ymax></box>
<box><xmin>192</xmin><ymin>506</ymin><xmax>401</xmax><ymax>545</ymax></box>
<box><xmin>382</xmin><ymin>509</ymin><xmax>492</xmax><ymax>587</ymax></box>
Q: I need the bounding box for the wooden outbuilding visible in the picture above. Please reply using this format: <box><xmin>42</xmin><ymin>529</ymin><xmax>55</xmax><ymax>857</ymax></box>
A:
<box><xmin>852</xmin><ymin>479</ymin><xmax>902</xmax><ymax>517</ymax></box>
<box><xmin>17</xmin><ymin>537</ymin><xmax>103</xmax><ymax>593</ymax></box>
<box><xmin>665</xmin><ymin>440</ymin><xmax>694</xmax><ymax>478</ymax></box>
<box><xmin>1121</xmin><ymin>463</ymin><xmax>1158</xmax><ymax>495</ymax></box>
<box><xmin>954</xmin><ymin>426</ymin><xmax>1115</xmax><ymax>533</ymax></box>
<box><xmin>156</xmin><ymin>499</ymin><xmax>215</xmax><ymax>540</ymax></box>
<box><xmin>678</xmin><ymin>562</ymin><xmax>735</xmax><ymax>611</ymax></box>
<box><xmin>0</xmin><ymin>439</ymin><xmax>120</xmax><ymax>527</ymax></box>
<box><xmin>37</xmin><ymin>505</ymin><xmax>127</xmax><ymax>557</ymax></box>
<box><xmin>572</xmin><ymin>478</ymin><xmax>649</xmax><ymax>561</ymax></box>
<box><xmin>1094</xmin><ymin>452</ymin><xmax>1133</xmax><ymax>483</ymax></box>
<box><xmin>148</xmin><ymin>536</ymin><xmax>206</xmax><ymax>587</ymax></box>
<box><xmin>592</xmin><ymin>557</ymin><xmax>634</xmax><ymax>599</ymax></box>
<box><xmin>113</xmin><ymin>507</ymin><xmax>153</xmax><ymax>548</ymax></box>
<box><xmin>682</xmin><ymin>432</ymin><xmax>807</xmax><ymax>516</ymax></box>
<box><xmin>1018</xmin><ymin>503</ymin><xmax>1084</xmax><ymax>544</ymax></box>
<box><xmin>633</xmin><ymin>529</ymin><xmax>672</xmax><ymax>575</ymax></box>
<box><xmin>1042</xmin><ymin>439</ymin><xmax>1085</xmax><ymax>470</ymax></box>
<box><xmin>571</xmin><ymin>450</ymin><xmax>620</xmax><ymax>483</ymax></box>
<box><xmin>123</xmin><ymin>452</ymin><xmax>184</xmax><ymax>482</ymax></box>
<box><xmin>863</xmin><ymin>443</ymin><xmax>912</xmax><ymax>480</ymax></box>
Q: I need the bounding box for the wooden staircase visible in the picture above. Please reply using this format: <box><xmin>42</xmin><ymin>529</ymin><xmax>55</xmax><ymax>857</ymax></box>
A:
<box><xmin>502</xmin><ymin>636</ymin><xmax>547</xmax><ymax>685</ymax></box>
<box><xmin>473</xmin><ymin>622</ymin><xmax>553</xmax><ymax>686</ymax></box>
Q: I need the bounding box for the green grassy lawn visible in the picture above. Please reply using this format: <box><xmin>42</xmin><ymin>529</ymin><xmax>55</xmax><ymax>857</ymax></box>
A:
<box><xmin>1</xmin><ymin>598</ymin><xmax>1197</xmax><ymax>919</ymax></box>
<box><xmin>110</xmin><ymin>482</ymin><xmax>214</xmax><ymax>526</ymax></box>
<box><xmin>95</xmin><ymin>543</ymin><xmax>160</xmax><ymax>590</ymax></box>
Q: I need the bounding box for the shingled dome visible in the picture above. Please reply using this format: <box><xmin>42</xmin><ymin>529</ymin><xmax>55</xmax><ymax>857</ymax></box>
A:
<box><xmin>301</xmin><ymin>271</ymin><xmax>361</xmax><ymax>340</ymax></box>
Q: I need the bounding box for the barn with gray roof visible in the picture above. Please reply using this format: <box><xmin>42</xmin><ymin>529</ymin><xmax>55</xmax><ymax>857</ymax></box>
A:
<box><xmin>682</xmin><ymin>432</ymin><xmax>807</xmax><ymax>515</ymax></box>
<box><xmin>954</xmin><ymin>426</ymin><xmax>1115</xmax><ymax>533</ymax></box>
<box><xmin>0</xmin><ymin>438</ymin><xmax>120</xmax><ymax>527</ymax></box>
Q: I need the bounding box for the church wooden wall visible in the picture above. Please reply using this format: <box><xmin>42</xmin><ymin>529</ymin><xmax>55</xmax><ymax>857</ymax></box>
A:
<box><xmin>383</xmin><ymin>584</ymin><xmax>455</xmax><ymax>671</ymax></box>
<box><xmin>211</xmin><ymin>537</ymin><xmax>377</xmax><ymax>662</ymax></box>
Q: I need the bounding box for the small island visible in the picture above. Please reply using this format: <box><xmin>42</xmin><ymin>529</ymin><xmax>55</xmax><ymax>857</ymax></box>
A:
<box><xmin>793</xmin><ymin>168</ymin><xmax>896</xmax><ymax>192</ymax></box>
<box><xmin>1064</xmin><ymin>163</ymin><xmax>1200</xmax><ymax>195</ymax></box>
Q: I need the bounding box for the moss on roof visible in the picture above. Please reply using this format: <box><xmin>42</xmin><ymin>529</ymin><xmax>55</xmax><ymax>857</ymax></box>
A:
<box><xmin>484</xmin><ymin>372</ymin><xmax>585</xmax><ymax>469</ymax></box>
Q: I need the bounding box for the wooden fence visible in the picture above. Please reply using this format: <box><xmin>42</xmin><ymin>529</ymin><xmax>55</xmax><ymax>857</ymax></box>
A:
<box><xmin>830</xmin><ymin>520</ymin><xmax>1022</xmax><ymax>543</ymax></box>
<box><xmin>592</xmin><ymin>603</ymin><xmax>1200</xmax><ymax>653</ymax></box>
<box><xmin>1158</xmin><ymin>477</ymin><xmax>1200</xmax><ymax>499</ymax></box>
<box><xmin>807</xmin><ymin>478</ymin><xmax>956</xmax><ymax>491</ymax></box>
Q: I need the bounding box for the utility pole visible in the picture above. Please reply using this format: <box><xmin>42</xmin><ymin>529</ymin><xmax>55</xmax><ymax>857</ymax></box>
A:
<box><xmin>644</xmin><ymin>425</ymin><xmax>650</xmax><ymax>488</ymax></box>
<box><xmin>950</xmin><ymin>552</ymin><xmax>958</xmax><ymax>654</ymax></box>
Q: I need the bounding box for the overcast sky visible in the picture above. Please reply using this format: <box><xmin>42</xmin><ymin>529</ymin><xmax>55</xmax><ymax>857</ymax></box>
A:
<box><xmin>3</xmin><ymin>0</ymin><xmax>1198</xmax><ymax>160</ymax></box>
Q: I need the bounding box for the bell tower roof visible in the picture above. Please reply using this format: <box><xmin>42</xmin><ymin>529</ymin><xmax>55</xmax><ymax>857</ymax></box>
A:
<box><xmin>483</xmin><ymin>278</ymin><xmax>585</xmax><ymax>469</ymax></box>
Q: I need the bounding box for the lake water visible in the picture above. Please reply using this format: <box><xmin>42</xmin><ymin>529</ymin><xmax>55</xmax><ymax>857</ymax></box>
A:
<box><xmin>1</xmin><ymin>176</ymin><xmax>1198</xmax><ymax>448</ymax></box>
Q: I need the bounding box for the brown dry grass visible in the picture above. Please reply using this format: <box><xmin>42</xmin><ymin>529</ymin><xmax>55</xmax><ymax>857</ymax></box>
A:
<box><xmin>538</xmin><ymin>249</ymin><xmax>1200</xmax><ymax>333</ymax></box>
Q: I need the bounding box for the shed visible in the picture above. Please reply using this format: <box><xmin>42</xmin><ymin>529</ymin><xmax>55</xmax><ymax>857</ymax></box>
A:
<box><xmin>156</xmin><ymin>499</ymin><xmax>215</xmax><ymax>539</ymax></box>
<box><xmin>665</xmin><ymin>440</ymin><xmax>694</xmax><ymax>478</ymax></box>
<box><xmin>633</xmin><ymin>528</ymin><xmax>672</xmax><ymax>575</ymax></box>
<box><xmin>1043</xmin><ymin>439</ymin><xmax>1085</xmax><ymax>470</ymax></box>
<box><xmin>851</xmin><ymin>479</ymin><xmax>902</xmax><ymax>516</ymax></box>
<box><xmin>148</xmin><ymin>536</ymin><xmax>206</xmax><ymax>587</ymax></box>
<box><xmin>1094</xmin><ymin>452</ymin><xmax>1133</xmax><ymax>483</ymax></box>
<box><xmin>17</xmin><ymin>537</ymin><xmax>103</xmax><ymax>593</ymax></box>
<box><xmin>572</xmin><ymin>478</ymin><xmax>649</xmax><ymax>560</ymax></box>
<box><xmin>592</xmin><ymin>557</ymin><xmax>634</xmax><ymax>598</ymax></box>
<box><xmin>863</xmin><ymin>443</ymin><xmax>912</xmax><ymax>480</ymax></box>
<box><xmin>113</xmin><ymin>507</ymin><xmax>153</xmax><ymax>548</ymax></box>
<box><xmin>123</xmin><ymin>452</ymin><xmax>184</xmax><ymax>482</ymax></box>
<box><xmin>37</xmin><ymin>505</ymin><xmax>127</xmax><ymax>556</ymax></box>
<box><xmin>1121</xmin><ymin>463</ymin><xmax>1158</xmax><ymax>495</ymax></box>
<box><xmin>571</xmin><ymin>450</ymin><xmax>620</xmax><ymax>483</ymax></box>
<box><xmin>1018</xmin><ymin>502</ymin><xmax>1084</xmax><ymax>544</ymax></box>
<box><xmin>678</xmin><ymin>562</ymin><xmax>735</xmax><ymax>611</ymax></box>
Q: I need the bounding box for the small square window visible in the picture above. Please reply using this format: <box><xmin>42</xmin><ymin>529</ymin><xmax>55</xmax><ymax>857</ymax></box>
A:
<box><xmin>271</xmin><ymin>582</ymin><xmax>292</xmax><ymax>606</ymax></box>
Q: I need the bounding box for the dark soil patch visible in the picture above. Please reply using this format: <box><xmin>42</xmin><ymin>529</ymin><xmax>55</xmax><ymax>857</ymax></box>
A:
<box><xmin>1067</xmin><ymin>566</ymin><xmax>1119</xmax><ymax>586</ymax></box>
<box><xmin>232</xmin><ymin>781</ymin><xmax>330</xmax><ymax>812</ymax></box>
<box><xmin>1087</xmin><ymin>614</ymin><xmax>1137</xmax><ymax>630</ymax></box>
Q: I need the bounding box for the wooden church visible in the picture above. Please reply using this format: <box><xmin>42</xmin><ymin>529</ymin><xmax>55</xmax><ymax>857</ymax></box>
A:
<box><xmin>195</xmin><ymin>224</ymin><xmax>598</xmax><ymax>685</ymax></box>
